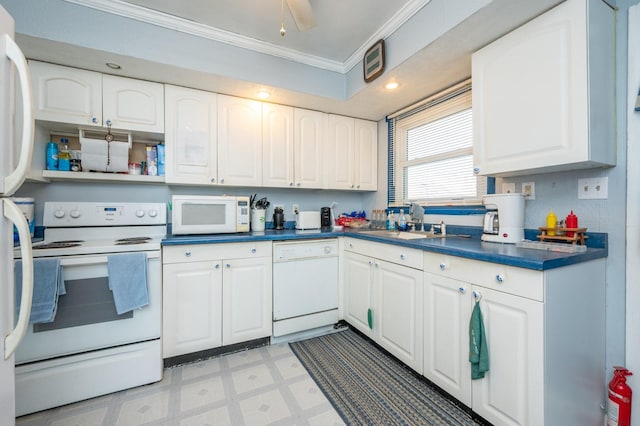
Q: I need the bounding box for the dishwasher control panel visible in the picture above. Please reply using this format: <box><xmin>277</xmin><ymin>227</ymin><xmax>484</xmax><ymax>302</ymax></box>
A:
<box><xmin>273</xmin><ymin>239</ymin><xmax>338</xmax><ymax>261</ymax></box>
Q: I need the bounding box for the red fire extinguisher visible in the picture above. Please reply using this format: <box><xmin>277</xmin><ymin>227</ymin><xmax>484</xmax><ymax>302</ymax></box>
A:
<box><xmin>608</xmin><ymin>366</ymin><xmax>633</xmax><ymax>426</ymax></box>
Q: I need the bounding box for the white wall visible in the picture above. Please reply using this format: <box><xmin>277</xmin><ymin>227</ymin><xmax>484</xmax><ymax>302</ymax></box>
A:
<box><xmin>16</xmin><ymin>182</ymin><xmax>366</xmax><ymax>228</ymax></box>
<box><xmin>626</xmin><ymin>3</ymin><xmax>640</xmax><ymax>425</ymax></box>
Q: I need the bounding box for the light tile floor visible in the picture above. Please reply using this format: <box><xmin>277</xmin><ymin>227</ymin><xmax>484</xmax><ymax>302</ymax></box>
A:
<box><xmin>16</xmin><ymin>342</ymin><xmax>345</xmax><ymax>426</ymax></box>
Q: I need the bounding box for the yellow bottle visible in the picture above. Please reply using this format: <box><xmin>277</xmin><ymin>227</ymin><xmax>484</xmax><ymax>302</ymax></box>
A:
<box><xmin>546</xmin><ymin>210</ymin><xmax>557</xmax><ymax>236</ymax></box>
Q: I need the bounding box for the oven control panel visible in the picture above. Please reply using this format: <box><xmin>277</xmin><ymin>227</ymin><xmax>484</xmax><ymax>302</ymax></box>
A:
<box><xmin>44</xmin><ymin>202</ymin><xmax>167</xmax><ymax>227</ymax></box>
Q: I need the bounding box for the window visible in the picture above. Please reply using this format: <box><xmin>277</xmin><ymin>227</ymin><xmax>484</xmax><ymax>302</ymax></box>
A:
<box><xmin>387</xmin><ymin>80</ymin><xmax>487</xmax><ymax>206</ymax></box>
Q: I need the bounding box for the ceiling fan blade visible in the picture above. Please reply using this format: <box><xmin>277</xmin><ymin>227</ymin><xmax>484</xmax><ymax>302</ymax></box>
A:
<box><xmin>286</xmin><ymin>0</ymin><xmax>316</xmax><ymax>31</ymax></box>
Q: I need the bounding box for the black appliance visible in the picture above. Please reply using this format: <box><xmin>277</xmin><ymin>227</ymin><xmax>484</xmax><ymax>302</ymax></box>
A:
<box><xmin>273</xmin><ymin>207</ymin><xmax>285</xmax><ymax>230</ymax></box>
<box><xmin>321</xmin><ymin>207</ymin><xmax>332</xmax><ymax>228</ymax></box>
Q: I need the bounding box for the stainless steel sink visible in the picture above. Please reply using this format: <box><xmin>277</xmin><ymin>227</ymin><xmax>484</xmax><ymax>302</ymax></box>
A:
<box><xmin>360</xmin><ymin>230</ymin><xmax>443</xmax><ymax>240</ymax></box>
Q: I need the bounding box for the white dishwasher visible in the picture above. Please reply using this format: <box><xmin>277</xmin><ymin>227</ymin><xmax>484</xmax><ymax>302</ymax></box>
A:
<box><xmin>272</xmin><ymin>239</ymin><xmax>339</xmax><ymax>338</ymax></box>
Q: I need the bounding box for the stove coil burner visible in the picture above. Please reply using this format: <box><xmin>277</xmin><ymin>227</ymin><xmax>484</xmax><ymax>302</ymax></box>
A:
<box><xmin>33</xmin><ymin>241</ymin><xmax>84</xmax><ymax>250</ymax></box>
<box><xmin>115</xmin><ymin>236</ymin><xmax>152</xmax><ymax>246</ymax></box>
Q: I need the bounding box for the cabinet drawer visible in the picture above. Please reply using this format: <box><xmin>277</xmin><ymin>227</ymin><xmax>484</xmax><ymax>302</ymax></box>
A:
<box><xmin>344</xmin><ymin>237</ymin><xmax>423</xmax><ymax>270</ymax></box>
<box><xmin>163</xmin><ymin>242</ymin><xmax>272</xmax><ymax>264</ymax></box>
<box><xmin>423</xmin><ymin>252</ymin><xmax>543</xmax><ymax>301</ymax></box>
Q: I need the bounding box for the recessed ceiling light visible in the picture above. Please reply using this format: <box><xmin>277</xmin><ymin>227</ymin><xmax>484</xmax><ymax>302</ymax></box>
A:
<box><xmin>106</xmin><ymin>62</ymin><xmax>121</xmax><ymax>70</ymax></box>
<box><xmin>257</xmin><ymin>90</ymin><xmax>271</xmax><ymax>99</ymax></box>
<box><xmin>385</xmin><ymin>82</ymin><xmax>399</xmax><ymax>90</ymax></box>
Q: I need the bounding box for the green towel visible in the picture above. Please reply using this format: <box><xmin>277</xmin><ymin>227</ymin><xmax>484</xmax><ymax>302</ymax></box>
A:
<box><xmin>469</xmin><ymin>301</ymin><xmax>489</xmax><ymax>379</ymax></box>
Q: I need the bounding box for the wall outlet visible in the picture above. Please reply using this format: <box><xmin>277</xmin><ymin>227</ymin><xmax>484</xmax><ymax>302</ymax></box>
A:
<box><xmin>502</xmin><ymin>183</ymin><xmax>516</xmax><ymax>194</ymax></box>
<box><xmin>292</xmin><ymin>204</ymin><xmax>299</xmax><ymax>215</ymax></box>
<box><xmin>522</xmin><ymin>182</ymin><xmax>535</xmax><ymax>200</ymax></box>
<box><xmin>578</xmin><ymin>177</ymin><xmax>608</xmax><ymax>199</ymax></box>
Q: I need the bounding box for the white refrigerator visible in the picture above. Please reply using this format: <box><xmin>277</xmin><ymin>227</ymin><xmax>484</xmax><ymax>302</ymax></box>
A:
<box><xmin>0</xmin><ymin>5</ymin><xmax>35</xmax><ymax>426</ymax></box>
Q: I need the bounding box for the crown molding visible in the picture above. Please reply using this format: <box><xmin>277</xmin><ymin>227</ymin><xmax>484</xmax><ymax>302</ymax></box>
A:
<box><xmin>63</xmin><ymin>0</ymin><xmax>430</xmax><ymax>74</ymax></box>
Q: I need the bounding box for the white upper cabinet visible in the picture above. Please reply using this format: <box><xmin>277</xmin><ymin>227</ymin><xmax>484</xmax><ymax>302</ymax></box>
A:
<box><xmin>262</xmin><ymin>106</ymin><xmax>327</xmax><ymax>189</ymax></box>
<box><xmin>262</xmin><ymin>103</ymin><xmax>295</xmax><ymax>188</ymax></box>
<box><xmin>30</xmin><ymin>61</ymin><xmax>164</xmax><ymax>134</ymax></box>
<box><xmin>327</xmin><ymin>115</ymin><xmax>377</xmax><ymax>190</ymax></box>
<box><xmin>164</xmin><ymin>85</ymin><xmax>218</xmax><ymax>185</ymax></box>
<box><xmin>102</xmin><ymin>75</ymin><xmax>164</xmax><ymax>133</ymax></box>
<box><xmin>30</xmin><ymin>61</ymin><xmax>102</xmax><ymax>127</ymax></box>
<box><xmin>217</xmin><ymin>95</ymin><xmax>263</xmax><ymax>187</ymax></box>
<box><xmin>294</xmin><ymin>108</ymin><xmax>327</xmax><ymax>189</ymax></box>
<box><xmin>354</xmin><ymin>119</ymin><xmax>378</xmax><ymax>190</ymax></box>
<box><xmin>472</xmin><ymin>0</ymin><xmax>615</xmax><ymax>177</ymax></box>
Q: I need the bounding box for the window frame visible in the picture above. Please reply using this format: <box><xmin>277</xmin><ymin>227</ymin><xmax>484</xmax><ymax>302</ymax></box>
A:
<box><xmin>388</xmin><ymin>80</ymin><xmax>487</xmax><ymax>207</ymax></box>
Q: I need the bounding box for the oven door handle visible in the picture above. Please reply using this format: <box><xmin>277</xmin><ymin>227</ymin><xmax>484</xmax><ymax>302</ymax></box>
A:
<box><xmin>4</xmin><ymin>199</ymin><xmax>34</xmax><ymax>359</ymax></box>
<box><xmin>59</xmin><ymin>251</ymin><xmax>160</xmax><ymax>267</ymax></box>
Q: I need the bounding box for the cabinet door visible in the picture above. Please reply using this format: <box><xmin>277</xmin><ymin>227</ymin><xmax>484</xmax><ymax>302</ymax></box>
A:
<box><xmin>222</xmin><ymin>257</ymin><xmax>272</xmax><ymax>345</ymax></box>
<box><xmin>326</xmin><ymin>114</ymin><xmax>355</xmax><ymax>190</ymax></box>
<box><xmin>164</xmin><ymin>85</ymin><xmax>218</xmax><ymax>185</ymax></box>
<box><xmin>217</xmin><ymin>95</ymin><xmax>262</xmax><ymax>186</ymax></box>
<box><xmin>423</xmin><ymin>272</ymin><xmax>472</xmax><ymax>406</ymax></box>
<box><xmin>343</xmin><ymin>251</ymin><xmax>375</xmax><ymax>339</ymax></box>
<box><xmin>30</xmin><ymin>61</ymin><xmax>102</xmax><ymax>126</ymax></box>
<box><xmin>471</xmin><ymin>286</ymin><xmax>543</xmax><ymax>426</ymax></box>
<box><xmin>262</xmin><ymin>103</ymin><xmax>294</xmax><ymax>188</ymax></box>
<box><xmin>354</xmin><ymin>119</ymin><xmax>378</xmax><ymax>191</ymax></box>
<box><xmin>102</xmin><ymin>75</ymin><xmax>164</xmax><ymax>133</ymax></box>
<box><xmin>472</xmin><ymin>0</ymin><xmax>614</xmax><ymax>176</ymax></box>
<box><xmin>294</xmin><ymin>108</ymin><xmax>326</xmax><ymax>189</ymax></box>
<box><xmin>162</xmin><ymin>261</ymin><xmax>223</xmax><ymax>358</ymax></box>
<box><xmin>376</xmin><ymin>259</ymin><xmax>423</xmax><ymax>373</ymax></box>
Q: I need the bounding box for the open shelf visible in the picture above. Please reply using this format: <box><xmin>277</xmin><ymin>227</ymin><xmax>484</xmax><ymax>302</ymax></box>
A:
<box><xmin>42</xmin><ymin>170</ymin><xmax>165</xmax><ymax>184</ymax></box>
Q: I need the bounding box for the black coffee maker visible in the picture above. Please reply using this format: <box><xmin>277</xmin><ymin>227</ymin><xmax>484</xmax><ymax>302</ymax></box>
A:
<box><xmin>273</xmin><ymin>207</ymin><xmax>285</xmax><ymax>230</ymax></box>
<box><xmin>320</xmin><ymin>207</ymin><xmax>332</xmax><ymax>228</ymax></box>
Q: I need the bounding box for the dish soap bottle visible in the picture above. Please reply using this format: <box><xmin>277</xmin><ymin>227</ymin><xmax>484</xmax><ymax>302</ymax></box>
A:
<box><xmin>386</xmin><ymin>211</ymin><xmax>397</xmax><ymax>231</ymax></box>
<box><xmin>546</xmin><ymin>210</ymin><xmax>557</xmax><ymax>236</ymax></box>
<box><xmin>398</xmin><ymin>209</ymin><xmax>407</xmax><ymax>231</ymax></box>
<box><xmin>58</xmin><ymin>138</ymin><xmax>71</xmax><ymax>171</ymax></box>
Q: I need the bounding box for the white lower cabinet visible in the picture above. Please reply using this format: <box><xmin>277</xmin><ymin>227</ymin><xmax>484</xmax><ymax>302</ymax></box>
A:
<box><xmin>423</xmin><ymin>252</ymin><xmax>605</xmax><ymax>426</ymax></box>
<box><xmin>162</xmin><ymin>260</ymin><xmax>222</xmax><ymax>358</ymax></box>
<box><xmin>343</xmin><ymin>238</ymin><xmax>423</xmax><ymax>373</ymax></box>
<box><xmin>162</xmin><ymin>242</ymin><xmax>272</xmax><ymax>358</ymax></box>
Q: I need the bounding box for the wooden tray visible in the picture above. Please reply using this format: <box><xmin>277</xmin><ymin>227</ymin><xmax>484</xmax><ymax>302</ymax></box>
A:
<box><xmin>537</xmin><ymin>227</ymin><xmax>588</xmax><ymax>245</ymax></box>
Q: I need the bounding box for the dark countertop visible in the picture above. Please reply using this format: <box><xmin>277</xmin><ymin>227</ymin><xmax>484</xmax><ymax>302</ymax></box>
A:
<box><xmin>162</xmin><ymin>227</ymin><xmax>607</xmax><ymax>271</ymax></box>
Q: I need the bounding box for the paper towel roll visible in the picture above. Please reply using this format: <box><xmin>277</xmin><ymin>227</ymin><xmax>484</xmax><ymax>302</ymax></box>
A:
<box><xmin>106</xmin><ymin>141</ymin><xmax>129</xmax><ymax>172</ymax></box>
<box><xmin>80</xmin><ymin>138</ymin><xmax>108</xmax><ymax>172</ymax></box>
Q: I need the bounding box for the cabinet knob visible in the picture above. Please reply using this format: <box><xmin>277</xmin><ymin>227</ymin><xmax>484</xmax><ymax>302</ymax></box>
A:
<box><xmin>226</xmin><ymin>263</ymin><xmax>231</xmax><ymax>268</ymax></box>
<box><xmin>296</xmin><ymin>182</ymin><xmax>301</xmax><ymax>187</ymax></box>
<box><xmin>473</xmin><ymin>290</ymin><xmax>482</xmax><ymax>300</ymax></box>
<box><xmin>374</xmin><ymin>262</ymin><xmax>379</xmax><ymax>268</ymax></box>
<box><xmin>350</xmin><ymin>184</ymin><xmax>355</xmax><ymax>189</ymax></box>
<box><xmin>356</xmin><ymin>184</ymin><xmax>360</xmax><ymax>189</ymax></box>
<box><xmin>439</xmin><ymin>263</ymin><xmax>446</xmax><ymax>270</ymax></box>
<box><xmin>400</xmin><ymin>254</ymin><xmax>406</xmax><ymax>260</ymax></box>
<box><xmin>368</xmin><ymin>260</ymin><xmax>373</xmax><ymax>265</ymax></box>
<box><xmin>210</xmin><ymin>177</ymin><xmax>216</xmax><ymax>183</ymax></box>
<box><xmin>214</xmin><ymin>264</ymin><xmax>220</xmax><ymax>269</ymax></box>
<box><xmin>458</xmin><ymin>286</ymin><xmax>465</xmax><ymax>293</ymax></box>
<box><xmin>289</xmin><ymin>182</ymin><xmax>294</xmax><ymax>187</ymax></box>
<box><xmin>220</xmin><ymin>178</ymin><xmax>225</xmax><ymax>184</ymax></box>
<box><xmin>251</xmin><ymin>248</ymin><xmax>257</xmax><ymax>254</ymax></box>
<box><xmin>105</xmin><ymin>119</ymin><xmax>112</xmax><ymax>126</ymax></box>
<box><xmin>185</xmin><ymin>251</ymin><xmax>191</xmax><ymax>257</ymax></box>
<box><xmin>473</xmin><ymin>167</ymin><xmax>480</xmax><ymax>174</ymax></box>
<box><xmin>91</xmin><ymin>117</ymin><xmax>99</xmax><ymax>124</ymax></box>
<box><xmin>496</xmin><ymin>274</ymin><xmax>504</xmax><ymax>283</ymax></box>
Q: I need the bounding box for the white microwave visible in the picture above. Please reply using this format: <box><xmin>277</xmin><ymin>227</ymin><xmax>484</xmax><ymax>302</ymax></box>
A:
<box><xmin>171</xmin><ymin>195</ymin><xmax>250</xmax><ymax>235</ymax></box>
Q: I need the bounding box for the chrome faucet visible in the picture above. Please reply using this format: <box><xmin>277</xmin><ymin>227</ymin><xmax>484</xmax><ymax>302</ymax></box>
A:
<box><xmin>408</xmin><ymin>203</ymin><xmax>423</xmax><ymax>228</ymax></box>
